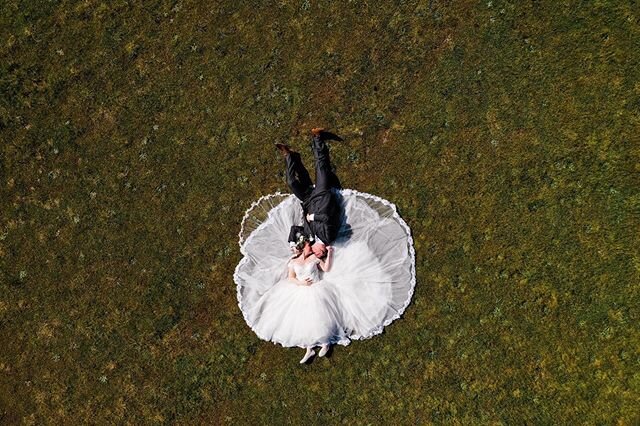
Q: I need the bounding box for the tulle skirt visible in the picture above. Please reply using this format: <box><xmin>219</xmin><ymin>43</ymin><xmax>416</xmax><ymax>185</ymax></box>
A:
<box><xmin>247</xmin><ymin>278</ymin><xmax>351</xmax><ymax>348</ymax></box>
<box><xmin>234</xmin><ymin>189</ymin><xmax>416</xmax><ymax>348</ymax></box>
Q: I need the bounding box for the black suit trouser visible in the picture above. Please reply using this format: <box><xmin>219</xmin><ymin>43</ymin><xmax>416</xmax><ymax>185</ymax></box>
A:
<box><xmin>285</xmin><ymin>152</ymin><xmax>313</xmax><ymax>201</ymax></box>
<box><xmin>311</xmin><ymin>135</ymin><xmax>341</xmax><ymax>191</ymax></box>
<box><xmin>285</xmin><ymin>135</ymin><xmax>341</xmax><ymax>201</ymax></box>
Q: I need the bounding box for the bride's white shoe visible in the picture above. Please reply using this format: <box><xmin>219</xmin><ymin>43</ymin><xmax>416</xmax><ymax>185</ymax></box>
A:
<box><xmin>299</xmin><ymin>348</ymin><xmax>315</xmax><ymax>364</ymax></box>
<box><xmin>318</xmin><ymin>344</ymin><xmax>330</xmax><ymax>357</ymax></box>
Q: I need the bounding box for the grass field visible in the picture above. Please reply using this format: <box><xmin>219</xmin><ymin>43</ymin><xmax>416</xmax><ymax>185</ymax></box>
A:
<box><xmin>1</xmin><ymin>0</ymin><xmax>639</xmax><ymax>424</ymax></box>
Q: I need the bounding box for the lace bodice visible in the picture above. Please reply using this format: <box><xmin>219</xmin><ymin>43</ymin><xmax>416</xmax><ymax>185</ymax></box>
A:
<box><xmin>290</xmin><ymin>259</ymin><xmax>321</xmax><ymax>282</ymax></box>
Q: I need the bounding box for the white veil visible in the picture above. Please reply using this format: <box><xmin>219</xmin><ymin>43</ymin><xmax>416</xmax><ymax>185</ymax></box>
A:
<box><xmin>234</xmin><ymin>189</ymin><xmax>416</xmax><ymax>341</ymax></box>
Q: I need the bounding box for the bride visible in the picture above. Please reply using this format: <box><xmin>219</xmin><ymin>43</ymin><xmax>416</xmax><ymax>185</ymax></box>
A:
<box><xmin>235</xmin><ymin>188</ymin><xmax>416</xmax><ymax>365</ymax></box>
<box><xmin>247</xmin><ymin>238</ymin><xmax>349</xmax><ymax>363</ymax></box>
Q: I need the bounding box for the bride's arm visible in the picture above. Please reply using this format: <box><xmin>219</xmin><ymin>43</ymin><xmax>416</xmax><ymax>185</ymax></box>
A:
<box><xmin>318</xmin><ymin>247</ymin><xmax>333</xmax><ymax>272</ymax></box>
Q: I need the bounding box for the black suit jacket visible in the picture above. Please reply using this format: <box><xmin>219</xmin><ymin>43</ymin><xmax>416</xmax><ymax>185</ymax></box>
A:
<box><xmin>301</xmin><ymin>188</ymin><xmax>340</xmax><ymax>244</ymax></box>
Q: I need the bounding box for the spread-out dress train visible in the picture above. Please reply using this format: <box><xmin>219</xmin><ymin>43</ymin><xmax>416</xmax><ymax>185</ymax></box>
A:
<box><xmin>234</xmin><ymin>189</ymin><xmax>416</xmax><ymax>348</ymax></box>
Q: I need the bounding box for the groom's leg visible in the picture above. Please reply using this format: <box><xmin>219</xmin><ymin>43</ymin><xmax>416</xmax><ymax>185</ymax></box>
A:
<box><xmin>311</xmin><ymin>134</ymin><xmax>336</xmax><ymax>191</ymax></box>
<box><xmin>285</xmin><ymin>152</ymin><xmax>313</xmax><ymax>200</ymax></box>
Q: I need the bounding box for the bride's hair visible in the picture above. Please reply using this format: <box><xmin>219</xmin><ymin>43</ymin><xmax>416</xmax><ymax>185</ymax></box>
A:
<box><xmin>294</xmin><ymin>234</ymin><xmax>312</xmax><ymax>251</ymax></box>
<box><xmin>295</xmin><ymin>240</ymin><xmax>309</xmax><ymax>251</ymax></box>
<box><xmin>292</xmin><ymin>238</ymin><xmax>311</xmax><ymax>258</ymax></box>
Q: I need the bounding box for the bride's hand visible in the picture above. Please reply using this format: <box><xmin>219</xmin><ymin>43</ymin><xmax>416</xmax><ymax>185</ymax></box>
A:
<box><xmin>301</xmin><ymin>277</ymin><xmax>313</xmax><ymax>286</ymax></box>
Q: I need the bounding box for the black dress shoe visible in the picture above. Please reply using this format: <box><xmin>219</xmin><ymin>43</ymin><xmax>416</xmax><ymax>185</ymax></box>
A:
<box><xmin>321</xmin><ymin>131</ymin><xmax>344</xmax><ymax>142</ymax></box>
<box><xmin>311</xmin><ymin>129</ymin><xmax>344</xmax><ymax>142</ymax></box>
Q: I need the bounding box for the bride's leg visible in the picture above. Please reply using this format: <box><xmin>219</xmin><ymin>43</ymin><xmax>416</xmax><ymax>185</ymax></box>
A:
<box><xmin>299</xmin><ymin>347</ymin><xmax>316</xmax><ymax>364</ymax></box>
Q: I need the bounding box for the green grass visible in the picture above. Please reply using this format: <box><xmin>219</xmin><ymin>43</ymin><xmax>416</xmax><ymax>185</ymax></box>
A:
<box><xmin>1</xmin><ymin>0</ymin><xmax>639</xmax><ymax>424</ymax></box>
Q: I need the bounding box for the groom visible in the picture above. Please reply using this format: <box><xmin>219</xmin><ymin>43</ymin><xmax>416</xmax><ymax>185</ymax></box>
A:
<box><xmin>276</xmin><ymin>128</ymin><xmax>341</xmax><ymax>259</ymax></box>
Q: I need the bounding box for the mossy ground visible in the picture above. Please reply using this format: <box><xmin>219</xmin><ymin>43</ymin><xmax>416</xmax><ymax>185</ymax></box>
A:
<box><xmin>1</xmin><ymin>0</ymin><xmax>639</xmax><ymax>424</ymax></box>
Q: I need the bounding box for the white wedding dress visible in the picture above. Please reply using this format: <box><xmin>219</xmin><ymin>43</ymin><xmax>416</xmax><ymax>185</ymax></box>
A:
<box><xmin>234</xmin><ymin>189</ymin><xmax>415</xmax><ymax>348</ymax></box>
<box><xmin>247</xmin><ymin>258</ymin><xmax>351</xmax><ymax>348</ymax></box>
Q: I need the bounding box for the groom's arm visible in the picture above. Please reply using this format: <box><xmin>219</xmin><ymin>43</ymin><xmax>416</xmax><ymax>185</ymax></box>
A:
<box><xmin>287</xmin><ymin>226</ymin><xmax>297</xmax><ymax>245</ymax></box>
<box><xmin>305</xmin><ymin>192</ymin><xmax>335</xmax><ymax>224</ymax></box>
<box><xmin>306</xmin><ymin>213</ymin><xmax>329</xmax><ymax>223</ymax></box>
<box><xmin>288</xmin><ymin>225</ymin><xmax>306</xmax><ymax>247</ymax></box>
